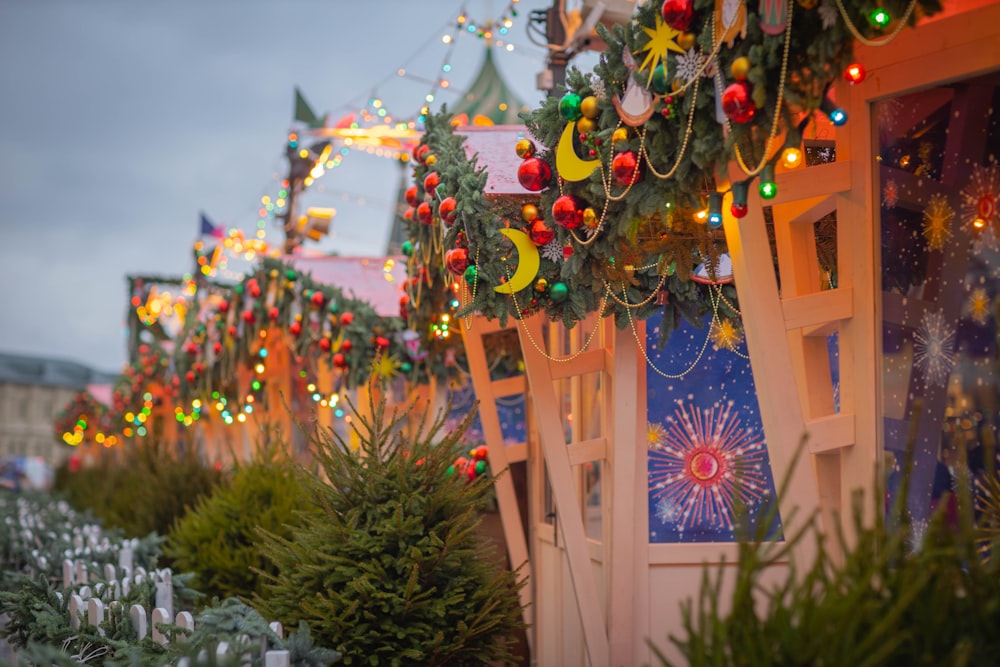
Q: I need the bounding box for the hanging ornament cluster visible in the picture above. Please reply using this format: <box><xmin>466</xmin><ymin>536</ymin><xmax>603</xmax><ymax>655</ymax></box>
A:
<box><xmin>447</xmin><ymin>445</ymin><xmax>490</xmax><ymax>482</ymax></box>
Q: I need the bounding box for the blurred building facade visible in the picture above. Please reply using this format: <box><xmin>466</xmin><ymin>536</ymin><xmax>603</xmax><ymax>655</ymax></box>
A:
<box><xmin>0</xmin><ymin>352</ymin><xmax>115</xmax><ymax>465</ymax></box>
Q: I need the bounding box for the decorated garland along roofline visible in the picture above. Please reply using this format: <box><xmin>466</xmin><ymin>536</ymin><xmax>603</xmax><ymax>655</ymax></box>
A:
<box><xmin>435</xmin><ymin>0</ymin><xmax>937</xmax><ymax>343</ymax></box>
<box><xmin>172</xmin><ymin>257</ymin><xmax>409</xmax><ymax>409</ymax></box>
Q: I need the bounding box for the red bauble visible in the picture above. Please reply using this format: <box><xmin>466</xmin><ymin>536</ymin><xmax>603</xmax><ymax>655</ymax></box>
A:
<box><xmin>242</xmin><ymin>310</ymin><xmax>255</xmax><ymax>323</ymax></box>
<box><xmin>416</xmin><ymin>201</ymin><xmax>434</xmax><ymax>225</ymax></box>
<box><xmin>413</xmin><ymin>144</ymin><xmax>430</xmax><ymax>164</ymax></box>
<box><xmin>721</xmin><ymin>82</ymin><xmax>756</xmax><ymax>123</ymax></box>
<box><xmin>438</xmin><ymin>197</ymin><xmax>458</xmax><ymax>225</ymax></box>
<box><xmin>404</xmin><ymin>207</ymin><xmax>415</xmax><ymax>221</ymax></box>
<box><xmin>423</xmin><ymin>172</ymin><xmax>440</xmax><ymax>195</ymax></box>
<box><xmin>247</xmin><ymin>279</ymin><xmax>261</xmax><ymax>298</ymax></box>
<box><xmin>185</xmin><ymin>370</ymin><xmax>196</xmax><ymax>383</ymax></box>
<box><xmin>552</xmin><ymin>195</ymin><xmax>586</xmax><ymax>229</ymax></box>
<box><xmin>529</xmin><ymin>218</ymin><xmax>555</xmax><ymax>245</ymax></box>
<box><xmin>333</xmin><ymin>353</ymin><xmax>347</xmax><ymax>368</ymax></box>
<box><xmin>185</xmin><ymin>342</ymin><xmax>198</xmax><ymax>355</ymax></box>
<box><xmin>445</xmin><ymin>247</ymin><xmax>470</xmax><ymax>275</ymax></box>
<box><xmin>213</xmin><ymin>341</ymin><xmax>222</xmax><ymax>355</ymax></box>
<box><xmin>193</xmin><ymin>362</ymin><xmax>205</xmax><ymax>373</ymax></box>
<box><xmin>227</xmin><ymin>325</ymin><xmax>237</xmax><ymax>337</ymax></box>
<box><xmin>289</xmin><ymin>320</ymin><xmax>302</xmax><ymax>336</ymax></box>
<box><xmin>405</xmin><ymin>185</ymin><xmax>420</xmax><ymax>207</ymax></box>
<box><xmin>374</xmin><ymin>336</ymin><xmax>390</xmax><ymax>350</ymax></box>
<box><xmin>268</xmin><ymin>307</ymin><xmax>279</xmax><ymax>321</ymax></box>
<box><xmin>340</xmin><ymin>312</ymin><xmax>354</xmax><ymax>326</ymax></box>
<box><xmin>731</xmin><ymin>203</ymin><xmax>749</xmax><ymax>219</ymax></box>
<box><xmin>218</xmin><ymin>300</ymin><xmax>229</xmax><ymax>313</ymax></box>
<box><xmin>611</xmin><ymin>151</ymin><xmax>642</xmax><ymax>186</ymax></box>
<box><xmin>517</xmin><ymin>157</ymin><xmax>552</xmax><ymax>192</ymax></box>
<box><xmin>310</xmin><ymin>291</ymin><xmax>325</xmax><ymax>306</ymax></box>
<box><xmin>661</xmin><ymin>0</ymin><xmax>694</xmax><ymax>31</ymax></box>
<box><xmin>340</xmin><ymin>339</ymin><xmax>352</xmax><ymax>353</ymax></box>
<box><xmin>319</xmin><ymin>337</ymin><xmax>331</xmax><ymax>351</ymax></box>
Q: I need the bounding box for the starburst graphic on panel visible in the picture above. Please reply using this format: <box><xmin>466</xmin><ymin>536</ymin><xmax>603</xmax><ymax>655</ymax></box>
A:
<box><xmin>913</xmin><ymin>309</ymin><xmax>956</xmax><ymax>387</ymax></box>
<box><xmin>674</xmin><ymin>48</ymin><xmax>706</xmax><ymax>83</ymax></box>
<box><xmin>647</xmin><ymin>421</ymin><xmax>668</xmax><ymax>449</ymax></box>
<box><xmin>966</xmin><ymin>287</ymin><xmax>991</xmax><ymax>325</ymax></box>
<box><xmin>883</xmin><ymin>178</ymin><xmax>899</xmax><ymax>209</ymax></box>
<box><xmin>655</xmin><ymin>497</ymin><xmax>679</xmax><ymax>524</ymax></box>
<box><xmin>962</xmin><ymin>163</ymin><xmax>1000</xmax><ymax>232</ymax></box>
<box><xmin>710</xmin><ymin>318</ymin><xmax>743</xmax><ymax>352</ymax></box>
<box><xmin>877</xmin><ymin>97</ymin><xmax>903</xmax><ymax>136</ymax></box>
<box><xmin>648</xmin><ymin>400</ymin><xmax>768</xmax><ymax>534</ymax></box>
<box><xmin>637</xmin><ymin>13</ymin><xmax>684</xmax><ymax>86</ymax></box>
<box><xmin>922</xmin><ymin>194</ymin><xmax>954</xmax><ymax>250</ymax></box>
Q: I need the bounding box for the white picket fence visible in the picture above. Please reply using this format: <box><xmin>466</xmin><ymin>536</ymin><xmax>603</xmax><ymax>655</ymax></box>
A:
<box><xmin>61</xmin><ymin>558</ymin><xmax>291</xmax><ymax>666</ymax></box>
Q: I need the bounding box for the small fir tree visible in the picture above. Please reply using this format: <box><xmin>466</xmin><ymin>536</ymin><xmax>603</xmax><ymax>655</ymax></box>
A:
<box><xmin>165</xmin><ymin>445</ymin><xmax>312</xmax><ymax>601</ymax></box>
<box><xmin>253</xmin><ymin>393</ymin><xmax>526</xmax><ymax>666</ymax></box>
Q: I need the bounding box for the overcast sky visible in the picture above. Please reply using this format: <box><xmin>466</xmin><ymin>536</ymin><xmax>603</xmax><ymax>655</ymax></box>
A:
<box><xmin>0</xmin><ymin>0</ymin><xmax>561</xmax><ymax>373</ymax></box>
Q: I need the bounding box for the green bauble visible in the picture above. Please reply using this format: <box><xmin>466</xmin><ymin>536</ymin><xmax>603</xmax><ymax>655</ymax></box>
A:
<box><xmin>401</xmin><ymin>240</ymin><xmax>414</xmax><ymax>257</ymax></box>
<box><xmin>559</xmin><ymin>93</ymin><xmax>583</xmax><ymax>121</ymax></box>
<box><xmin>549</xmin><ymin>281</ymin><xmax>569</xmax><ymax>303</ymax></box>
<box><xmin>650</xmin><ymin>64</ymin><xmax>670</xmax><ymax>95</ymax></box>
<box><xmin>285</xmin><ymin>269</ymin><xmax>297</xmax><ymax>281</ymax></box>
<box><xmin>464</xmin><ymin>264</ymin><xmax>478</xmax><ymax>285</ymax></box>
<box><xmin>401</xmin><ymin>361</ymin><xmax>413</xmax><ymax>373</ymax></box>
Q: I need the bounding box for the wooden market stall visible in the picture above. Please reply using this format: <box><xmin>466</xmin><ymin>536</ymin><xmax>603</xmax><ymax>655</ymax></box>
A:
<box><xmin>422</xmin><ymin>3</ymin><xmax>1000</xmax><ymax>665</ymax></box>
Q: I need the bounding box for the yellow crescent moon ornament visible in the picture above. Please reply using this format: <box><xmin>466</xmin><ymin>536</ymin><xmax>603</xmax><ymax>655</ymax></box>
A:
<box><xmin>493</xmin><ymin>228</ymin><xmax>541</xmax><ymax>295</ymax></box>
<box><xmin>555</xmin><ymin>122</ymin><xmax>600</xmax><ymax>182</ymax></box>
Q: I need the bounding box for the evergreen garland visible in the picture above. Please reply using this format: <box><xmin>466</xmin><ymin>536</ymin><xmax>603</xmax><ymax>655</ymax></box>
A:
<box><xmin>432</xmin><ymin>0</ymin><xmax>940</xmax><ymax>337</ymax></box>
<box><xmin>173</xmin><ymin>257</ymin><xmax>407</xmax><ymax>404</ymax></box>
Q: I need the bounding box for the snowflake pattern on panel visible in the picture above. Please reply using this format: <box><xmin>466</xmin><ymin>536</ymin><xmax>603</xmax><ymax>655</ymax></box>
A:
<box><xmin>674</xmin><ymin>48</ymin><xmax>705</xmax><ymax>83</ymax></box>
<box><xmin>966</xmin><ymin>287</ymin><xmax>991</xmax><ymax>325</ymax></box>
<box><xmin>883</xmin><ymin>179</ymin><xmax>899</xmax><ymax>209</ymax></box>
<box><xmin>540</xmin><ymin>239</ymin><xmax>564</xmax><ymax>263</ymax></box>
<box><xmin>922</xmin><ymin>194</ymin><xmax>954</xmax><ymax>250</ymax></box>
<box><xmin>913</xmin><ymin>309</ymin><xmax>957</xmax><ymax>387</ymax></box>
<box><xmin>961</xmin><ymin>162</ymin><xmax>1000</xmax><ymax>231</ymax></box>
<box><xmin>710</xmin><ymin>318</ymin><xmax>743</xmax><ymax>352</ymax></box>
<box><xmin>647</xmin><ymin>400</ymin><xmax>768</xmax><ymax>534</ymax></box>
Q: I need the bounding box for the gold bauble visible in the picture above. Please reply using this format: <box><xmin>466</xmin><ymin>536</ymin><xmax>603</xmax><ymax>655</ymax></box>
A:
<box><xmin>671</xmin><ymin>78</ymin><xmax>685</xmax><ymax>93</ymax></box>
<box><xmin>580</xmin><ymin>95</ymin><xmax>600</xmax><ymax>119</ymax></box>
<box><xmin>534</xmin><ymin>278</ymin><xmax>548</xmax><ymax>293</ymax></box>
<box><xmin>612</xmin><ymin>128</ymin><xmax>629</xmax><ymax>145</ymax></box>
<box><xmin>576</xmin><ymin>117</ymin><xmax>596</xmax><ymax>135</ymax></box>
<box><xmin>269</xmin><ymin>269</ymin><xmax>279</xmax><ymax>279</ymax></box>
<box><xmin>582</xmin><ymin>207</ymin><xmax>598</xmax><ymax>228</ymax></box>
<box><xmin>515</xmin><ymin>138</ymin><xmax>536</xmax><ymax>159</ymax></box>
<box><xmin>521</xmin><ymin>204</ymin><xmax>539</xmax><ymax>222</ymax></box>
<box><xmin>425</xmin><ymin>154</ymin><xmax>437</xmax><ymax>166</ymax></box>
<box><xmin>730</xmin><ymin>56</ymin><xmax>751</xmax><ymax>81</ymax></box>
<box><xmin>677</xmin><ymin>32</ymin><xmax>697</xmax><ymax>51</ymax></box>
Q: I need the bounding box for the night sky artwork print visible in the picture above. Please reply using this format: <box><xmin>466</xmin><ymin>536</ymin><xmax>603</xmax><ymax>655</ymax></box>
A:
<box><xmin>878</xmin><ymin>71</ymin><xmax>1000</xmax><ymax>550</ymax></box>
<box><xmin>646</xmin><ymin>309</ymin><xmax>781</xmax><ymax>543</ymax></box>
<box><xmin>445</xmin><ymin>378</ymin><xmax>526</xmax><ymax>447</ymax></box>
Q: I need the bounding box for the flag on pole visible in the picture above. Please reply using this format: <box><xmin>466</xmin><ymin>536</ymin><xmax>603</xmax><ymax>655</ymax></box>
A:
<box><xmin>294</xmin><ymin>87</ymin><xmax>325</xmax><ymax>128</ymax></box>
<box><xmin>200</xmin><ymin>212</ymin><xmax>226</xmax><ymax>240</ymax></box>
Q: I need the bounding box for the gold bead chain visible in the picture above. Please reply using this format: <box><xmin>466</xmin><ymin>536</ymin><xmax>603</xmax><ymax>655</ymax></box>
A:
<box><xmin>605</xmin><ymin>273</ymin><xmax>669</xmax><ymax>309</ymax></box>
<box><xmin>461</xmin><ymin>247</ymin><xmax>481</xmax><ymax>332</ymax></box>
<box><xmin>626</xmin><ymin>280</ymin><xmax>722</xmax><ymax>379</ymax></box>
<box><xmin>512</xmin><ymin>283</ymin><xmax>611</xmax><ymax>363</ymax></box>
<box><xmin>834</xmin><ymin>0</ymin><xmax>918</xmax><ymax>47</ymax></box>
<box><xmin>640</xmin><ymin>74</ymin><xmax>702</xmax><ymax>181</ymax></box>
<box><xmin>728</xmin><ymin>0</ymin><xmax>794</xmax><ymax>177</ymax></box>
<box><xmin>713</xmin><ymin>283</ymin><xmax>740</xmax><ymax>316</ymax></box>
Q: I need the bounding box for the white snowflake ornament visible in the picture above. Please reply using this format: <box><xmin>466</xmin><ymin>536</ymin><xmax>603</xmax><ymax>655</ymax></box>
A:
<box><xmin>540</xmin><ymin>239</ymin><xmax>564</xmax><ymax>263</ymax></box>
<box><xmin>674</xmin><ymin>48</ymin><xmax>706</xmax><ymax>84</ymax></box>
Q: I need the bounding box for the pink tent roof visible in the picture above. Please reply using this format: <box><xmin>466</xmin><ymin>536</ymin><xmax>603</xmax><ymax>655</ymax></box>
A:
<box><xmin>285</xmin><ymin>255</ymin><xmax>406</xmax><ymax>317</ymax></box>
<box><xmin>86</xmin><ymin>383</ymin><xmax>113</xmax><ymax>407</ymax></box>
<box><xmin>458</xmin><ymin>125</ymin><xmax>539</xmax><ymax>198</ymax></box>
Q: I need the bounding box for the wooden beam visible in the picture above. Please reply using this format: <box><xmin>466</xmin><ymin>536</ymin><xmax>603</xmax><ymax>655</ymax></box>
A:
<box><xmin>566</xmin><ymin>436</ymin><xmax>607</xmax><ymax>466</ymax></box>
<box><xmin>806</xmin><ymin>413</ymin><xmax>856</xmax><ymax>454</ymax></box>
<box><xmin>460</xmin><ymin>315</ymin><xmax>533</xmax><ymax>642</ymax></box>
<box><xmin>769</xmin><ymin>160</ymin><xmax>851</xmax><ymax>205</ymax></box>
<box><xmin>490</xmin><ymin>376</ymin><xmax>524</xmax><ymax>399</ymax></box>
<box><xmin>519</xmin><ymin>314</ymin><xmax>611</xmax><ymax>667</ymax></box>
<box><xmin>782</xmin><ymin>288</ymin><xmax>854</xmax><ymax>330</ymax></box>
<box><xmin>549</xmin><ymin>347</ymin><xmax>606</xmax><ymax>379</ymax></box>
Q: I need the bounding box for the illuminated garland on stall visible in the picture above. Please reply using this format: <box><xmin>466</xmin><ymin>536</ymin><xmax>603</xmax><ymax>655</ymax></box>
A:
<box><xmin>445</xmin><ymin>0</ymin><xmax>938</xmax><ymax>341</ymax></box>
<box><xmin>173</xmin><ymin>258</ymin><xmax>408</xmax><ymax>414</ymax></box>
<box><xmin>54</xmin><ymin>390</ymin><xmax>113</xmax><ymax>448</ymax></box>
